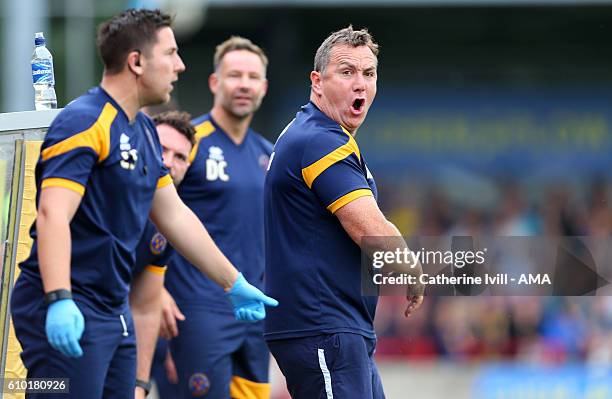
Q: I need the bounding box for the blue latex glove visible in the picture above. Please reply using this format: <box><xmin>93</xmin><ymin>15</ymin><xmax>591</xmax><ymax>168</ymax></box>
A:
<box><xmin>45</xmin><ymin>299</ymin><xmax>85</xmax><ymax>358</ymax></box>
<box><xmin>227</xmin><ymin>273</ymin><xmax>278</xmax><ymax>322</ymax></box>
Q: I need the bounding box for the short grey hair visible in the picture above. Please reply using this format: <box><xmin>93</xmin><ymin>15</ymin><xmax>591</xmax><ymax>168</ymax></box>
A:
<box><xmin>313</xmin><ymin>25</ymin><xmax>379</xmax><ymax>73</ymax></box>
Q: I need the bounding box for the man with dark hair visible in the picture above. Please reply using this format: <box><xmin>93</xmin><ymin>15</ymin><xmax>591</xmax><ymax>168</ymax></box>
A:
<box><xmin>162</xmin><ymin>36</ymin><xmax>272</xmax><ymax>398</ymax></box>
<box><xmin>130</xmin><ymin>111</ymin><xmax>194</xmax><ymax>399</ymax></box>
<box><xmin>96</xmin><ymin>8</ymin><xmax>173</xmax><ymax>76</ymax></box>
<box><xmin>264</xmin><ymin>26</ymin><xmax>423</xmax><ymax>398</ymax></box>
<box><xmin>152</xmin><ymin>111</ymin><xmax>196</xmax><ymax>185</ymax></box>
<box><xmin>10</xmin><ymin>10</ymin><xmax>277</xmax><ymax>399</ymax></box>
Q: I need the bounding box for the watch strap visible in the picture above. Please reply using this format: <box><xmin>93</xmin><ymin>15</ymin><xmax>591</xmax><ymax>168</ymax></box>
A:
<box><xmin>44</xmin><ymin>289</ymin><xmax>72</xmax><ymax>305</ymax></box>
<box><xmin>135</xmin><ymin>379</ymin><xmax>151</xmax><ymax>395</ymax></box>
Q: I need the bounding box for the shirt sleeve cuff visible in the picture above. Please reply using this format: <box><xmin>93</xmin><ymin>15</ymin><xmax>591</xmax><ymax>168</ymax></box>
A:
<box><xmin>156</xmin><ymin>174</ymin><xmax>173</xmax><ymax>189</ymax></box>
<box><xmin>145</xmin><ymin>265</ymin><xmax>167</xmax><ymax>275</ymax></box>
<box><xmin>327</xmin><ymin>188</ymin><xmax>373</xmax><ymax>214</ymax></box>
<box><xmin>41</xmin><ymin>178</ymin><xmax>85</xmax><ymax>196</ymax></box>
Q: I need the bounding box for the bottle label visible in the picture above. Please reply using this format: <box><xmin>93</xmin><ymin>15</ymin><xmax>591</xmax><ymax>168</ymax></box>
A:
<box><xmin>32</xmin><ymin>60</ymin><xmax>55</xmax><ymax>85</ymax></box>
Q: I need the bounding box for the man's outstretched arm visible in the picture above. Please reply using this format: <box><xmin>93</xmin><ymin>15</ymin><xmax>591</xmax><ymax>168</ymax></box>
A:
<box><xmin>150</xmin><ymin>184</ymin><xmax>278</xmax><ymax>321</ymax></box>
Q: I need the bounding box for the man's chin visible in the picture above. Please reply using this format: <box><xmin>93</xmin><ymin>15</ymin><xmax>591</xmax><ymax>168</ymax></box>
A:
<box><xmin>144</xmin><ymin>95</ymin><xmax>171</xmax><ymax>109</ymax></box>
<box><xmin>161</xmin><ymin>94</ymin><xmax>172</xmax><ymax>104</ymax></box>
<box><xmin>230</xmin><ymin>109</ymin><xmax>254</xmax><ymax>119</ymax></box>
<box><xmin>346</xmin><ymin>114</ymin><xmax>367</xmax><ymax>131</ymax></box>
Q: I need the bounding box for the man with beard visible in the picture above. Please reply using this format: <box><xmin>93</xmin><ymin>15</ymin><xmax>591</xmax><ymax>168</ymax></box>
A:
<box><xmin>162</xmin><ymin>37</ymin><xmax>273</xmax><ymax>398</ymax></box>
<box><xmin>10</xmin><ymin>11</ymin><xmax>277</xmax><ymax>398</ymax></box>
<box><xmin>130</xmin><ymin>111</ymin><xmax>194</xmax><ymax>399</ymax></box>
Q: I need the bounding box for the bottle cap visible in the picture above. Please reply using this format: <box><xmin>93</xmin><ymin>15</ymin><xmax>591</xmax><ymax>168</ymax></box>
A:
<box><xmin>34</xmin><ymin>32</ymin><xmax>46</xmax><ymax>46</ymax></box>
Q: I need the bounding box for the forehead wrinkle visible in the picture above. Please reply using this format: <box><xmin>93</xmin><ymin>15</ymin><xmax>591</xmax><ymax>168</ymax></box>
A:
<box><xmin>331</xmin><ymin>51</ymin><xmax>377</xmax><ymax>70</ymax></box>
<box><xmin>335</xmin><ymin>59</ymin><xmax>378</xmax><ymax>72</ymax></box>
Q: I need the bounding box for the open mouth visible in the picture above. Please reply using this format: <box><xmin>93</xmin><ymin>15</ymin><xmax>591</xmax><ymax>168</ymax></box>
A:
<box><xmin>352</xmin><ymin>98</ymin><xmax>364</xmax><ymax>112</ymax></box>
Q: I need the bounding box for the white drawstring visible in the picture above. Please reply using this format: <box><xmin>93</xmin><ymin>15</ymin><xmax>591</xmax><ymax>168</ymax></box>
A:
<box><xmin>119</xmin><ymin>314</ymin><xmax>129</xmax><ymax>337</ymax></box>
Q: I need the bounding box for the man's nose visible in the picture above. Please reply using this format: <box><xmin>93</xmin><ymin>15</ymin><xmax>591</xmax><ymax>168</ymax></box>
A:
<box><xmin>353</xmin><ymin>73</ymin><xmax>366</xmax><ymax>91</ymax></box>
<box><xmin>238</xmin><ymin>75</ymin><xmax>252</xmax><ymax>90</ymax></box>
<box><xmin>175</xmin><ymin>54</ymin><xmax>186</xmax><ymax>73</ymax></box>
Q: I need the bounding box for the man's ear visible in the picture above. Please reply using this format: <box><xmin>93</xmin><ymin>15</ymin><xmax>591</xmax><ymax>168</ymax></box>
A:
<box><xmin>209</xmin><ymin>72</ymin><xmax>218</xmax><ymax>94</ymax></box>
<box><xmin>310</xmin><ymin>71</ymin><xmax>322</xmax><ymax>96</ymax></box>
<box><xmin>127</xmin><ymin>50</ymin><xmax>143</xmax><ymax>76</ymax></box>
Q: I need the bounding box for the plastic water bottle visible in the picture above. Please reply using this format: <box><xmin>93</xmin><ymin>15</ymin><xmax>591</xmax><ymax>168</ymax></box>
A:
<box><xmin>31</xmin><ymin>32</ymin><xmax>57</xmax><ymax>110</ymax></box>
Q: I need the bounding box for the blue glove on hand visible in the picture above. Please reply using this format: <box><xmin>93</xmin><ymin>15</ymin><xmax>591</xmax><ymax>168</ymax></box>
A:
<box><xmin>227</xmin><ymin>273</ymin><xmax>278</xmax><ymax>322</ymax></box>
<box><xmin>45</xmin><ymin>299</ymin><xmax>85</xmax><ymax>358</ymax></box>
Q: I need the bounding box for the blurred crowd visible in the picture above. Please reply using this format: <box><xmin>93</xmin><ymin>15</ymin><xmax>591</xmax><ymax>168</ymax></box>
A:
<box><xmin>374</xmin><ymin>177</ymin><xmax>612</xmax><ymax>364</ymax></box>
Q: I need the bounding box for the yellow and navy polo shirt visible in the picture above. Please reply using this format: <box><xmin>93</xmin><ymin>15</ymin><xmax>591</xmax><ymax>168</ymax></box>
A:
<box><xmin>19</xmin><ymin>86</ymin><xmax>171</xmax><ymax>313</ymax></box>
<box><xmin>264</xmin><ymin>101</ymin><xmax>378</xmax><ymax>341</ymax></box>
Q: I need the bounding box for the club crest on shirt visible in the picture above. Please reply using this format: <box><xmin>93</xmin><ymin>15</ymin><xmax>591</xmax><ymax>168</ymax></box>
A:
<box><xmin>188</xmin><ymin>372</ymin><xmax>210</xmax><ymax>396</ymax></box>
<box><xmin>206</xmin><ymin>146</ymin><xmax>229</xmax><ymax>182</ymax></box>
<box><xmin>149</xmin><ymin>232</ymin><xmax>167</xmax><ymax>255</ymax></box>
<box><xmin>208</xmin><ymin>146</ymin><xmax>224</xmax><ymax>161</ymax></box>
<box><xmin>259</xmin><ymin>154</ymin><xmax>270</xmax><ymax>171</ymax></box>
<box><xmin>119</xmin><ymin>133</ymin><xmax>138</xmax><ymax>170</ymax></box>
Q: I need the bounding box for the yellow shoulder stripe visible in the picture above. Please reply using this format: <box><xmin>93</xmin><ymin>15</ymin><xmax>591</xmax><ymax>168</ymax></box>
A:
<box><xmin>341</xmin><ymin>126</ymin><xmax>361</xmax><ymax>160</ymax></box>
<box><xmin>229</xmin><ymin>375</ymin><xmax>271</xmax><ymax>399</ymax></box>
<box><xmin>301</xmin><ymin>132</ymin><xmax>361</xmax><ymax>189</ymax></box>
<box><xmin>327</xmin><ymin>188</ymin><xmax>373</xmax><ymax>213</ymax></box>
<box><xmin>188</xmin><ymin>120</ymin><xmax>216</xmax><ymax>163</ymax></box>
<box><xmin>195</xmin><ymin>120</ymin><xmax>215</xmax><ymax>138</ymax></box>
<box><xmin>41</xmin><ymin>102</ymin><xmax>116</xmax><ymax>163</ymax></box>
<box><xmin>157</xmin><ymin>174</ymin><xmax>173</xmax><ymax>189</ymax></box>
<box><xmin>145</xmin><ymin>265</ymin><xmax>167</xmax><ymax>275</ymax></box>
<box><xmin>41</xmin><ymin>178</ymin><xmax>86</xmax><ymax>196</ymax></box>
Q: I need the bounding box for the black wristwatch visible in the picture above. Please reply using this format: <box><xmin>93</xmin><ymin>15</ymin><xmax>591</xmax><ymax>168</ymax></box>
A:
<box><xmin>135</xmin><ymin>379</ymin><xmax>152</xmax><ymax>395</ymax></box>
<box><xmin>44</xmin><ymin>289</ymin><xmax>72</xmax><ymax>305</ymax></box>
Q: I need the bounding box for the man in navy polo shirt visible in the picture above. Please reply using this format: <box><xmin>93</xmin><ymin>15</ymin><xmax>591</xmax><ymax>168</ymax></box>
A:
<box><xmin>165</xmin><ymin>36</ymin><xmax>273</xmax><ymax>399</ymax></box>
<box><xmin>130</xmin><ymin>111</ymin><xmax>195</xmax><ymax>399</ymax></box>
<box><xmin>264</xmin><ymin>26</ymin><xmax>423</xmax><ymax>399</ymax></box>
<box><xmin>11</xmin><ymin>10</ymin><xmax>277</xmax><ymax>399</ymax></box>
